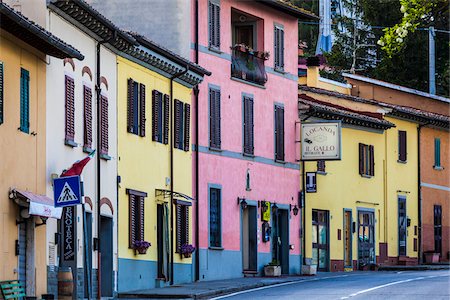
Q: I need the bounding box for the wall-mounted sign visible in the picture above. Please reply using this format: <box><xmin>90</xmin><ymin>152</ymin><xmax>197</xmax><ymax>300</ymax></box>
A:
<box><xmin>301</xmin><ymin>122</ymin><xmax>341</xmax><ymax>160</ymax></box>
<box><xmin>306</xmin><ymin>172</ymin><xmax>317</xmax><ymax>193</ymax></box>
<box><xmin>62</xmin><ymin>206</ymin><xmax>75</xmax><ymax>261</ymax></box>
<box><xmin>262</xmin><ymin>202</ymin><xmax>271</xmax><ymax>222</ymax></box>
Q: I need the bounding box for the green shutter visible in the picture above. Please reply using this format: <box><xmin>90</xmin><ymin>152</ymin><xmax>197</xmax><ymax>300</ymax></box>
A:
<box><xmin>435</xmin><ymin>138</ymin><xmax>441</xmax><ymax>167</ymax></box>
<box><xmin>20</xmin><ymin>68</ymin><xmax>30</xmax><ymax>133</ymax></box>
<box><xmin>0</xmin><ymin>62</ymin><xmax>3</xmax><ymax>125</ymax></box>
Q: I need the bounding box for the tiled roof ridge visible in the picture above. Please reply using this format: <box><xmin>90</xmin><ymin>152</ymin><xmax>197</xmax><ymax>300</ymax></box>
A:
<box><xmin>0</xmin><ymin>2</ymin><xmax>84</xmax><ymax>60</ymax></box>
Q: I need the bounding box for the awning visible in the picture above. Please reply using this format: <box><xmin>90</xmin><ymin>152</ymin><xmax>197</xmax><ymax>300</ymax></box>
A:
<box><xmin>10</xmin><ymin>188</ymin><xmax>62</xmax><ymax>219</ymax></box>
<box><xmin>155</xmin><ymin>189</ymin><xmax>194</xmax><ymax>202</ymax></box>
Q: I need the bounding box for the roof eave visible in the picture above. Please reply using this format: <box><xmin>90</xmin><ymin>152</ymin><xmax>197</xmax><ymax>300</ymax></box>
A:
<box><xmin>256</xmin><ymin>0</ymin><xmax>319</xmax><ymax>20</ymax></box>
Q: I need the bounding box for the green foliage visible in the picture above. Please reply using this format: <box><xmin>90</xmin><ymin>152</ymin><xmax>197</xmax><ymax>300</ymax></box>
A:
<box><xmin>378</xmin><ymin>0</ymin><xmax>436</xmax><ymax>57</ymax></box>
<box><xmin>290</xmin><ymin>0</ymin><xmax>319</xmax><ymax>56</ymax></box>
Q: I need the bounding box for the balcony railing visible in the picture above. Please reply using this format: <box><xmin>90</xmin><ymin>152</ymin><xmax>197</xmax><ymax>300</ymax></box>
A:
<box><xmin>231</xmin><ymin>46</ymin><xmax>268</xmax><ymax>86</ymax></box>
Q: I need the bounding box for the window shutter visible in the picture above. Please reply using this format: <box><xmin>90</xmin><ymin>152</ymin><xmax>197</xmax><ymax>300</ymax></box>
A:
<box><xmin>279</xmin><ymin>29</ymin><xmax>284</xmax><ymax>69</ymax></box>
<box><xmin>209</xmin><ymin>89</ymin><xmax>215</xmax><ymax>147</ymax></box>
<box><xmin>275</xmin><ymin>106</ymin><xmax>284</xmax><ymax>161</ymax></box>
<box><xmin>243</xmin><ymin>97</ymin><xmax>249</xmax><ymax>154</ymax></box>
<box><xmin>139</xmin><ymin>83</ymin><xmax>146</xmax><ymax>137</ymax></box>
<box><xmin>399</xmin><ymin>131</ymin><xmax>407</xmax><ymax>162</ymax></box>
<box><xmin>176</xmin><ymin>204</ymin><xmax>182</xmax><ymax>252</ymax></box>
<box><xmin>208</xmin><ymin>2</ymin><xmax>214</xmax><ymax>47</ymax></box>
<box><xmin>214</xmin><ymin>4</ymin><xmax>220</xmax><ymax>48</ymax></box>
<box><xmin>83</xmin><ymin>86</ymin><xmax>93</xmax><ymax>149</ymax></box>
<box><xmin>183</xmin><ymin>206</ymin><xmax>189</xmax><ymax>246</ymax></box>
<box><xmin>359</xmin><ymin>143</ymin><xmax>364</xmax><ymax>175</ymax></box>
<box><xmin>243</xmin><ymin>97</ymin><xmax>254</xmax><ymax>155</ymax></box>
<box><xmin>184</xmin><ymin>103</ymin><xmax>191</xmax><ymax>151</ymax></box>
<box><xmin>0</xmin><ymin>62</ymin><xmax>3</xmax><ymax>125</ymax></box>
<box><xmin>65</xmin><ymin>75</ymin><xmax>75</xmax><ymax>141</ymax></box>
<box><xmin>215</xmin><ymin>90</ymin><xmax>221</xmax><ymax>148</ymax></box>
<box><xmin>174</xmin><ymin>99</ymin><xmax>182</xmax><ymax>149</ymax></box>
<box><xmin>369</xmin><ymin>145</ymin><xmax>375</xmax><ymax>176</ymax></box>
<box><xmin>129</xmin><ymin>194</ymin><xmax>136</xmax><ymax>248</ymax></box>
<box><xmin>127</xmin><ymin>78</ymin><xmax>135</xmax><ymax>133</ymax></box>
<box><xmin>163</xmin><ymin>94</ymin><xmax>169</xmax><ymax>144</ymax></box>
<box><xmin>435</xmin><ymin>138</ymin><xmax>441</xmax><ymax>167</ymax></box>
<box><xmin>209</xmin><ymin>89</ymin><xmax>221</xmax><ymax>149</ymax></box>
<box><xmin>274</xmin><ymin>28</ymin><xmax>279</xmax><ymax>68</ymax></box>
<box><xmin>20</xmin><ymin>69</ymin><xmax>30</xmax><ymax>133</ymax></box>
<box><xmin>138</xmin><ymin>196</ymin><xmax>145</xmax><ymax>241</ymax></box>
<box><xmin>152</xmin><ymin>90</ymin><xmax>159</xmax><ymax>141</ymax></box>
<box><xmin>100</xmin><ymin>95</ymin><xmax>109</xmax><ymax>155</ymax></box>
<box><xmin>279</xmin><ymin>107</ymin><xmax>284</xmax><ymax>160</ymax></box>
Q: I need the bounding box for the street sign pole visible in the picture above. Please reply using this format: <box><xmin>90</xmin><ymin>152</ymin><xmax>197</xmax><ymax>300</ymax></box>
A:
<box><xmin>80</xmin><ymin>177</ymin><xmax>92</xmax><ymax>300</ymax></box>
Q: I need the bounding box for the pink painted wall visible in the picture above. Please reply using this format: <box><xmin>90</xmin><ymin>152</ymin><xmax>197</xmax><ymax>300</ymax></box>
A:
<box><xmin>191</xmin><ymin>0</ymin><xmax>301</xmax><ymax>256</ymax></box>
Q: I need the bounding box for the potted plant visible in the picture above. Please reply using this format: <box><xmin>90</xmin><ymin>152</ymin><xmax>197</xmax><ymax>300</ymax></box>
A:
<box><xmin>181</xmin><ymin>244</ymin><xmax>195</xmax><ymax>258</ymax></box>
<box><xmin>132</xmin><ymin>240</ymin><xmax>151</xmax><ymax>254</ymax></box>
<box><xmin>264</xmin><ymin>259</ymin><xmax>281</xmax><ymax>277</ymax></box>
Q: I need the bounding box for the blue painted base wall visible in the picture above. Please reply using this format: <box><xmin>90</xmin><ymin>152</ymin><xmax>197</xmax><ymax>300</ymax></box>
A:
<box><xmin>118</xmin><ymin>258</ymin><xmax>193</xmax><ymax>292</ymax></box>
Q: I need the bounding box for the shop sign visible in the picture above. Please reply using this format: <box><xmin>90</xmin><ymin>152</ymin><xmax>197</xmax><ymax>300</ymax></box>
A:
<box><xmin>306</xmin><ymin>172</ymin><xmax>317</xmax><ymax>193</ymax></box>
<box><xmin>63</xmin><ymin>206</ymin><xmax>75</xmax><ymax>261</ymax></box>
<box><xmin>301</xmin><ymin>122</ymin><xmax>341</xmax><ymax>160</ymax></box>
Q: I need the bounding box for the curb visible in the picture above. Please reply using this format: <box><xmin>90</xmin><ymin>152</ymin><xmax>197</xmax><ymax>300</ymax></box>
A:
<box><xmin>378</xmin><ymin>266</ymin><xmax>450</xmax><ymax>271</ymax></box>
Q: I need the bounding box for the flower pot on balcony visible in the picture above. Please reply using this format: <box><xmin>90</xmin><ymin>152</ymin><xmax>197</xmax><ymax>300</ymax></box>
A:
<box><xmin>264</xmin><ymin>265</ymin><xmax>281</xmax><ymax>277</ymax></box>
<box><xmin>136</xmin><ymin>248</ymin><xmax>147</xmax><ymax>255</ymax></box>
<box><xmin>183</xmin><ymin>253</ymin><xmax>192</xmax><ymax>258</ymax></box>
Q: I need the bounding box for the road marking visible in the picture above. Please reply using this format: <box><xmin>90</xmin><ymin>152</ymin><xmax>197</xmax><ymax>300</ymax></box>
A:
<box><xmin>341</xmin><ymin>274</ymin><xmax>450</xmax><ymax>299</ymax></box>
<box><xmin>210</xmin><ymin>274</ymin><xmax>351</xmax><ymax>299</ymax></box>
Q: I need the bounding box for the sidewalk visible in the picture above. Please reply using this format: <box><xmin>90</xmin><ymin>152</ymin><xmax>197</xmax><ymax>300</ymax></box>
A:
<box><xmin>378</xmin><ymin>263</ymin><xmax>450</xmax><ymax>272</ymax></box>
<box><xmin>117</xmin><ymin>272</ymin><xmax>345</xmax><ymax>299</ymax></box>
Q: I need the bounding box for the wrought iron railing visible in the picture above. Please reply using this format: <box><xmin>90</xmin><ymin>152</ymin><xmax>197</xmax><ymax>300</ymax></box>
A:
<box><xmin>231</xmin><ymin>48</ymin><xmax>268</xmax><ymax>86</ymax></box>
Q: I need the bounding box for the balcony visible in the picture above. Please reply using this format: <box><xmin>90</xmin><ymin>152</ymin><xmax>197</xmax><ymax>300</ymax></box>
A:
<box><xmin>231</xmin><ymin>45</ymin><xmax>268</xmax><ymax>86</ymax></box>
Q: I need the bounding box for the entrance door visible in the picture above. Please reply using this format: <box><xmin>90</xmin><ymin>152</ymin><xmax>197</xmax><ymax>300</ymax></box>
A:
<box><xmin>243</xmin><ymin>206</ymin><xmax>257</xmax><ymax>272</ymax></box>
<box><xmin>312</xmin><ymin>210</ymin><xmax>329</xmax><ymax>271</ymax></box>
<box><xmin>18</xmin><ymin>222</ymin><xmax>26</xmax><ymax>287</ymax></box>
<box><xmin>84</xmin><ymin>212</ymin><xmax>93</xmax><ymax>298</ymax></box>
<box><xmin>398</xmin><ymin>198</ymin><xmax>407</xmax><ymax>256</ymax></box>
<box><xmin>157</xmin><ymin>204</ymin><xmax>169</xmax><ymax>280</ymax></box>
<box><xmin>272</xmin><ymin>208</ymin><xmax>289</xmax><ymax>274</ymax></box>
<box><xmin>343</xmin><ymin>210</ymin><xmax>352</xmax><ymax>267</ymax></box>
<box><xmin>434</xmin><ymin>205</ymin><xmax>442</xmax><ymax>256</ymax></box>
<box><xmin>100</xmin><ymin>216</ymin><xmax>113</xmax><ymax>297</ymax></box>
<box><xmin>358</xmin><ymin>211</ymin><xmax>375</xmax><ymax>268</ymax></box>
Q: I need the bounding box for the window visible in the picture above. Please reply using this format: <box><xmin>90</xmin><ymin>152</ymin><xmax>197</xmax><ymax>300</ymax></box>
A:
<box><xmin>209</xmin><ymin>87</ymin><xmax>221</xmax><ymax>149</ymax></box>
<box><xmin>100</xmin><ymin>94</ymin><xmax>109</xmax><ymax>158</ymax></box>
<box><xmin>152</xmin><ymin>90</ymin><xmax>169</xmax><ymax>144</ymax></box>
<box><xmin>127</xmin><ymin>189</ymin><xmax>147</xmax><ymax>248</ymax></box>
<box><xmin>0</xmin><ymin>62</ymin><xmax>3</xmax><ymax>125</ymax></box>
<box><xmin>64</xmin><ymin>75</ymin><xmax>75</xmax><ymax>144</ymax></box>
<box><xmin>243</xmin><ymin>96</ymin><xmax>254</xmax><ymax>155</ymax></box>
<box><xmin>434</xmin><ymin>138</ymin><xmax>441</xmax><ymax>168</ymax></box>
<box><xmin>20</xmin><ymin>68</ymin><xmax>30</xmax><ymax>133</ymax></box>
<box><xmin>274</xmin><ymin>105</ymin><xmax>284</xmax><ymax>161</ymax></box>
<box><xmin>398</xmin><ymin>130</ymin><xmax>407</xmax><ymax>162</ymax></box>
<box><xmin>176</xmin><ymin>203</ymin><xmax>190</xmax><ymax>252</ymax></box>
<box><xmin>127</xmin><ymin>78</ymin><xmax>146</xmax><ymax>137</ymax></box>
<box><xmin>174</xmin><ymin>99</ymin><xmax>191</xmax><ymax>151</ymax></box>
<box><xmin>434</xmin><ymin>205</ymin><xmax>442</xmax><ymax>254</ymax></box>
<box><xmin>317</xmin><ymin>160</ymin><xmax>326</xmax><ymax>173</ymax></box>
<box><xmin>359</xmin><ymin>143</ymin><xmax>374</xmax><ymax>176</ymax></box>
<box><xmin>274</xmin><ymin>25</ymin><xmax>284</xmax><ymax>71</ymax></box>
<box><xmin>83</xmin><ymin>86</ymin><xmax>93</xmax><ymax>151</ymax></box>
<box><xmin>209</xmin><ymin>187</ymin><xmax>221</xmax><ymax>247</ymax></box>
<box><xmin>208</xmin><ymin>0</ymin><xmax>220</xmax><ymax>49</ymax></box>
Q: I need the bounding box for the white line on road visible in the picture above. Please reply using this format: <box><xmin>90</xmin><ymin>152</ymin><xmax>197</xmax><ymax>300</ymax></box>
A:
<box><xmin>210</xmin><ymin>275</ymin><xmax>350</xmax><ymax>299</ymax></box>
<box><xmin>340</xmin><ymin>274</ymin><xmax>450</xmax><ymax>299</ymax></box>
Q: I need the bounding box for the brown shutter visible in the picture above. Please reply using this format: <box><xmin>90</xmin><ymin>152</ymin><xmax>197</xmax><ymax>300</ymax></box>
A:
<box><xmin>83</xmin><ymin>86</ymin><xmax>93</xmax><ymax>149</ymax></box>
<box><xmin>214</xmin><ymin>4</ymin><xmax>220</xmax><ymax>48</ymax></box>
<box><xmin>243</xmin><ymin>97</ymin><xmax>254</xmax><ymax>155</ymax></box>
<box><xmin>100</xmin><ymin>95</ymin><xmax>109</xmax><ymax>155</ymax></box>
<box><xmin>275</xmin><ymin>106</ymin><xmax>284</xmax><ymax>161</ymax></box>
<box><xmin>280</xmin><ymin>29</ymin><xmax>284</xmax><ymax>69</ymax></box>
<box><xmin>163</xmin><ymin>94</ymin><xmax>170</xmax><ymax>144</ymax></box>
<box><xmin>0</xmin><ymin>62</ymin><xmax>3</xmax><ymax>125</ymax></box>
<box><xmin>65</xmin><ymin>76</ymin><xmax>75</xmax><ymax>142</ymax></box>
<box><xmin>183</xmin><ymin>206</ymin><xmax>189</xmax><ymax>245</ymax></box>
<box><xmin>359</xmin><ymin>143</ymin><xmax>364</xmax><ymax>175</ymax></box>
<box><xmin>152</xmin><ymin>90</ymin><xmax>159</xmax><ymax>141</ymax></box>
<box><xmin>369</xmin><ymin>145</ymin><xmax>374</xmax><ymax>176</ymax></box>
<box><xmin>249</xmin><ymin>98</ymin><xmax>254</xmax><ymax>154</ymax></box>
<box><xmin>174</xmin><ymin>99</ymin><xmax>182</xmax><ymax>149</ymax></box>
<box><xmin>209</xmin><ymin>89</ymin><xmax>221</xmax><ymax>149</ymax></box>
<box><xmin>184</xmin><ymin>103</ymin><xmax>191</xmax><ymax>151</ymax></box>
<box><xmin>399</xmin><ymin>131</ymin><xmax>407</xmax><ymax>162</ymax></box>
<box><xmin>129</xmin><ymin>194</ymin><xmax>136</xmax><ymax>248</ymax></box>
<box><xmin>215</xmin><ymin>90</ymin><xmax>221</xmax><ymax>148</ymax></box>
<box><xmin>127</xmin><ymin>78</ymin><xmax>135</xmax><ymax>133</ymax></box>
<box><xmin>208</xmin><ymin>2</ymin><xmax>214</xmax><ymax>47</ymax></box>
<box><xmin>243</xmin><ymin>97</ymin><xmax>249</xmax><ymax>154</ymax></box>
<box><xmin>138</xmin><ymin>196</ymin><xmax>145</xmax><ymax>241</ymax></box>
<box><xmin>209</xmin><ymin>89</ymin><xmax>215</xmax><ymax>147</ymax></box>
<box><xmin>139</xmin><ymin>83</ymin><xmax>146</xmax><ymax>137</ymax></box>
<box><xmin>176</xmin><ymin>204</ymin><xmax>182</xmax><ymax>252</ymax></box>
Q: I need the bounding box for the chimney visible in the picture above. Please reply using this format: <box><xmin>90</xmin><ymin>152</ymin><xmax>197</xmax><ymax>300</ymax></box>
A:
<box><xmin>306</xmin><ymin>56</ymin><xmax>320</xmax><ymax>88</ymax></box>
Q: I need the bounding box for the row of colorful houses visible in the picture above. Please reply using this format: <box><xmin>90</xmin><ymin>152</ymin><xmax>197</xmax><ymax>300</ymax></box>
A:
<box><xmin>0</xmin><ymin>0</ymin><xmax>448</xmax><ymax>299</ymax></box>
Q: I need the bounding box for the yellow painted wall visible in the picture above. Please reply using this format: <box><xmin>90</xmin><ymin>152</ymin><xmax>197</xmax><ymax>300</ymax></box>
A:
<box><xmin>384</xmin><ymin>117</ymin><xmax>419</xmax><ymax>258</ymax></box>
<box><xmin>303</xmin><ymin>66</ymin><xmax>351</xmax><ymax>95</ymax></box>
<box><xmin>303</xmin><ymin>126</ymin><xmax>386</xmax><ymax>268</ymax></box>
<box><xmin>0</xmin><ymin>30</ymin><xmax>47</xmax><ymax>295</ymax></box>
<box><xmin>117</xmin><ymin>56</ymin><xmax>193</xmax><ymax>265</ymax></box>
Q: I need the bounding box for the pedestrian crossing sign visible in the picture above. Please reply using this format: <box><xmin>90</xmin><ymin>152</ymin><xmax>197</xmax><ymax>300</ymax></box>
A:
<box><xmin>54</xmin><ymin>175</ymin><xmax>82</xmax><ymax>207</ymax></box>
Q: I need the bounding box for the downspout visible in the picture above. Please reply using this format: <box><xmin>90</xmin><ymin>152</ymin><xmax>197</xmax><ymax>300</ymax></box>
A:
<box><xmin>301</xmin><ymin>160</ymin><xmax>306</xmax><ymax>266</ymax></box>
<box><xmin>170</xmin><ymin>66</ymin><xmax>189</xmax><ymax>285</ymax></box>
<box><xmin>194</xmin><ymin>0</ymin><xmax>200</xmax><ymax>282</ymax></box>
<box><xmin>417</xmin><ymin>122</ymin><xmax>428</xmax><ymax>264</ymax></box>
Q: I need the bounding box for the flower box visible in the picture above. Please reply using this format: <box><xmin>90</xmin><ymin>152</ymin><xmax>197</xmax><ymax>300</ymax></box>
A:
<box><xmin>132</xmin><ymin>240</ymin><xmax>151</xmax><ymax>255</ymax></box>
<box><xmin>301</xmin><ymin>264</ymin><xmax>317</xmax><ymax>275</ymax></box>
<box><xmin>264</xmin><ymin>265</ymin><xmax>281</xmax><ymax>277</ymax></box>
<box><xmin>181</xmin><ymin>244</ymin><xmax>195</xmax><ymax>259</ymax></box>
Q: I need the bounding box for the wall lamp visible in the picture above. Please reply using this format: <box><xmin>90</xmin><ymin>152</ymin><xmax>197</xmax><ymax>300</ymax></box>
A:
<box><xmin>272</xmin><ymin>203</ymin><xmax>278</xmax><ymax>214</ymax></box>
<box><xmin>237</xmin><ymin>197</ymin><xmax>248</xmax><ymax>209</ymax></box>
<box><xmin>292</xmin><ymin>205</ymin><xmax>299</xmax><ymax>216</ymax></box>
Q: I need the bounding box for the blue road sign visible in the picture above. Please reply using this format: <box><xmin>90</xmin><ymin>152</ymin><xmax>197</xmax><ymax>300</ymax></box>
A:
<box><xmin>54</xmin><ymin>175</ymin><xmax>82</xmax><ymax>207</ymax></box>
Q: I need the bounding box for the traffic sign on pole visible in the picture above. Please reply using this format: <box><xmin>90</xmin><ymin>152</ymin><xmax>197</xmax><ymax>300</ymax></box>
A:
<box><xmin>54</xmin><ymin>175</ymin><xmax>82</xmax><ymax>207</ymax></box>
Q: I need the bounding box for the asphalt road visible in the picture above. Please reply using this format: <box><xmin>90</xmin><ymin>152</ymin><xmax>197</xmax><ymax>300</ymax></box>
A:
<box><xmin>212</xmin><ymin>270</ymin><xmax>450</xmax><ymax>300</ymax></box>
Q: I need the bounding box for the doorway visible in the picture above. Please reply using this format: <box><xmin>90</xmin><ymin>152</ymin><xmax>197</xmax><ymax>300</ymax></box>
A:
<box><xmin>100</xmin><ymin>216</ymin><xmax>113</xmax><ymax>297</ymax></box>
<box><xmin>157</xmin><ymin>204</ymin><xmax>170</xmax><ymax>280</ymax></box>
<box><xmin>242</xmin><ymin>205</ymin><xmax>257</xmax><ymax>272</ymax></box>
<box><xmin>312</xmin><ymin>210</ymin><xmax>329</xmax><ymax>271</ymax></box>
<box><xmin>343</xmin><ymin>210</ymin><xmax>352</xmax><ymax>268</ymax></box>
<box><xmin>84</xmin><ymin>212</ymin><xmax>93</xmax><ymax>298</ymax></box>
<box><xmin>358</xmin><ymin>210</ymin><xmax>375</xmax><ymax>268</ymax></box>
<box><xmin>272</xmin><ymin>208</ymin><xmax>289</xmax><ymax>274</ymax></box>
<box><xmin>398</xmin><ymin>197</ymin><xmax>407</xmax><ymax>256</ymax></box>
<box><xmin>434</xmin><ymin>205</ymin><xmax>442</xmax><ymax>256</ymax></box>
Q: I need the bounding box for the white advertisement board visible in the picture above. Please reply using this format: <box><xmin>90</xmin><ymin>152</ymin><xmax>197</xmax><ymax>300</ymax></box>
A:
<box><xmin>301</xmin><ymin>122</ymin><xmax>342</xmax><ymax>160</ymax></box>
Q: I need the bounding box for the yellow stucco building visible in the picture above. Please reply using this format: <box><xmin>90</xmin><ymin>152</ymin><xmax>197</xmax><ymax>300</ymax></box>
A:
<box><xmin>116</xmin><ymin>35</ymin><xmax>209</xmax><ymax>292</ymax></box>
<box><xmin>0</xmin><ymin>2</ymin><xmax>83</xmax><ymax>296</ymax></box>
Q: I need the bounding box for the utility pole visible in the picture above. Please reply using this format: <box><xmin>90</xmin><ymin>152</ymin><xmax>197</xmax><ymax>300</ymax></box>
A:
<box><xmin>428</xmin><ymin>26</ymin><xmax>436</xmax><ymax>94</ymax></box>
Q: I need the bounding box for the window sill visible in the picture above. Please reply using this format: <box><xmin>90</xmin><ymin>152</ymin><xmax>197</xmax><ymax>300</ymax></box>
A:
<box><xmin>208</xmin><ymin>46</ymin><xmax>222</xmax><ymax>54</ymax></box>
<box><xmin>360</xmin><ymin>174</ymin><xmax>373</xmax><ymax>179</ymax></box>
<box><xmin>209</xmin><ymin>146</ymin><xmax>222</xmax><ymax>152</ymax></box>
<box><xmin>397</xmin><ymin>160</ymin><xmax>407</xmax><ymax>164</ymax></box>
<box><xmin>65</xmin><ymin>139</ymin><xmax>78</xmax><ymax>148</ymax></box>
<box><xmin>208</xmin><ymin>246</ymin><xmax>224</xmax><ymax>251</ymax></box>
<box><xmin>317</xmin><ymin>171</ymin><xmax>327</xmax><ymax>175</ymax></box>
<box><xmin>274</xmin><ymin>67</ymin><xmax>285</xmax><ymax>74</ymax></box>
<box><xmin>243</xmin><ymin>152</ymin><xmax>255</xmax><ymax>158</ymax></box>
<box><xmin>100</xmin><ymin>153</ymin><xmax>111</xmax><ymax>161</ymax></box>
<box><xmin>433</xmin><ymin>166</ymin><xmax>444</xmax><ymax>170</ymax></box>
<box><xmin>275</xmin><ymin>159</ymin><xmax>286</xmax><ymax>164</ymax></box>
<box><xmin>230</xmin><ymin>77</ymin><xmax>266</xmax><ymax>89</ymax></box>
<box><xmin>83</xmin><ymin>146</ymin><xmax>94</xmax><ymax>154</ymax></box>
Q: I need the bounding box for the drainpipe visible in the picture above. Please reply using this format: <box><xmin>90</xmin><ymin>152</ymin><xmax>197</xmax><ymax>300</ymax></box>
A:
<box><xmin>194</xmin><ymin>0</ymin><xmax>200</xmax><ymax>282</ymax></box>
<box><xmin>301</xmin><ymin>160</ymin><xmax>306</xmax><ymax>267</ymax></box>
<box><xmin>170</xmin><ymin>66</ymin><xmax>189</xmax><ymax>285</ymax></box>
<box><xmin>417</xmin><ymin>123</ymin><xmax>428</xmax><ymax>264</ymax></box>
